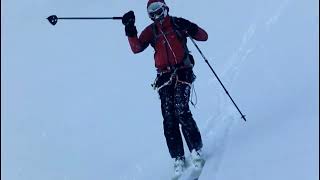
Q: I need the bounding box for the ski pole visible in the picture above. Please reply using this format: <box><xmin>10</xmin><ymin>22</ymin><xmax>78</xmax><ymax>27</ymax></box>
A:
<box><xmin>188</xmin><ymin>36</ymin><xmax>247</xmax><ymax>121</ymax></box>
<box><xmin>47</xmin><ymin>15</ymin><xmax>122</xmax><ymax>26</ymax></box>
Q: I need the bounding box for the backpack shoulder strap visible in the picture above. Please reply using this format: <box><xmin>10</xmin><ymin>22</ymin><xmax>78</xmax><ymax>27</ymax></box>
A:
<box><xmin>170</xmin><ymin>17</ymin><xmax>190</xmax><ymax>54</ymax></box>
<box><xmin>170</xmin><ymin>17</ymin><xmax>183</xmax><ymax>40</ymax></box>
<box><xmin>150</xmin><ymin>22</ymin><xmax>158</xmax><ymax>48</ymax></box>
<box><xmin>171</xmin><ymin>16</ymin><xmax>195</xmax><ymax>66</ymax></box>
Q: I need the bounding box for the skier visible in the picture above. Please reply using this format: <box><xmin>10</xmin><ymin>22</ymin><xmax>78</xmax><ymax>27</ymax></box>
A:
<box><xmin>121</xmin><ymin>0</ymin><xmax>207</xmax><ymax>178</ymax></box>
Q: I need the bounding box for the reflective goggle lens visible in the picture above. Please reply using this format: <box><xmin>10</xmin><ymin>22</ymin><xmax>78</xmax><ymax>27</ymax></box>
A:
<box><xmin>149</xmin><ymin>8</ymin><xmax>164</xmax><ymax>19</ymax></box>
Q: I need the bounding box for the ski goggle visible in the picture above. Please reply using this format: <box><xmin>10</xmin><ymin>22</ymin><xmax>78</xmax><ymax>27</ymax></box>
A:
<box><xmin>148</xmin><ymin>2</ymin><xmax>167</xmax><ymax>20</ymax></box>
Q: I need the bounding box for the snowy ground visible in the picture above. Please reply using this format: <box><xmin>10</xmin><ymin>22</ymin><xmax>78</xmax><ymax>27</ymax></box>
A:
<box><xmin>2</xmin><ymin>0</ymin><xmax>318</xmax><ymax>180</ymax></box>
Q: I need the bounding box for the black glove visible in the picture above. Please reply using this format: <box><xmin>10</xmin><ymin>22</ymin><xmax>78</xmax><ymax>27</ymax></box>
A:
<box><xmin>122</xmin><ymin>11</ymin><xmax>137</xmax><ymax>37</ymax></box>
<box><xmin>175</xmin><ymin>18</ymin><xmax>199</xmax><ymax>37</ymax></box>
<box><xmin>122</xmin><ymin>11</ymin><xmax>135</xmax><ymax>26</ymax></box>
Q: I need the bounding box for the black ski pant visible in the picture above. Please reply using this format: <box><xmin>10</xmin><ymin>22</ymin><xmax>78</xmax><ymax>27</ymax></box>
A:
<box><xmin>157</xmin><ymin>69</ymin><xmax>203</xmax><ymax>159</ymax></box>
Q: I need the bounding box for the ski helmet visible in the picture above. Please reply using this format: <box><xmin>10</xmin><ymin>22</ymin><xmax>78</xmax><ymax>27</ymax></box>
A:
<box><xmin>147</xmin><ymin>0</ymin><xmax>169</xmax><ymax>21</ymax></box>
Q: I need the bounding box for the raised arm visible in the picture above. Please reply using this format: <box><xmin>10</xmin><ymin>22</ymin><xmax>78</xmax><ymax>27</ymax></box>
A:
<box><xmin>122</xmin><ymin>11</ymin><xmax>152</xmax><ymax>54</ymax></box>
<box><xmin>127</xmin><ymin>26</ymin><xmax>153</xmax><ymax>54</ymax></box>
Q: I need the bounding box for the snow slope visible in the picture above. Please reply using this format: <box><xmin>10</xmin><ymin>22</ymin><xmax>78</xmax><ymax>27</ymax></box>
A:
<box><xmin>2</xmin><ymin>0</ymin><xmax>318</xmax><ymax>180</ymax></box>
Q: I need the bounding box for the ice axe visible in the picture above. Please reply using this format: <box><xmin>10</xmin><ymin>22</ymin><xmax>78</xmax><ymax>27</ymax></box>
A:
<box><xmin>47</xmin><ymin>15</ymin><xmax>122</xmax><ymax>26</ymax></box>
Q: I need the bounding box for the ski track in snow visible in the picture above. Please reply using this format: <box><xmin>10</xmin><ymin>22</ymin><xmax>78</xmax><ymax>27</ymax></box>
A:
<box><xmin>198</xmin><ymin>0</ymin><xmax>291</xmax><ymax>179</ymax></box>
<box><xmin>200</xmin><ymin>17</ymin><xmax>258</xmax><ymax>180</ymax></box>
<box><xmin>265</xmin><ymin>0</ymin><xmax>290</xmax><ymax>31</ymax></box>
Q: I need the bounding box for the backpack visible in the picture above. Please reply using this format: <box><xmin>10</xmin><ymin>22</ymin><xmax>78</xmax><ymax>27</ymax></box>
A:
<box><xmin>150</xmin><ymin>16</ymin><xmax>195</xmax><ymax>67</ymax></box>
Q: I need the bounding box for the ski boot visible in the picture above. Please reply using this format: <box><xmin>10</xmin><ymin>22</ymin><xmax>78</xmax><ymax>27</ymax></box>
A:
<box><xmin>191</xmin><ymin>149</ymin><xmax>205</xmax><ymax>169</ymax></box>
<box><xmin>171</xmin><ymin>156</ymin><xmax>185</xmax><ymax>180</ymax></box>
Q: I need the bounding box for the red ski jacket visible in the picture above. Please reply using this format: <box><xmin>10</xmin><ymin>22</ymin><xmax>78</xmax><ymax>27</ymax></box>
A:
<box><xmin>127</xmin><ymin>16</ymin><xmax>208</xmax><ymax>71</ymax></box>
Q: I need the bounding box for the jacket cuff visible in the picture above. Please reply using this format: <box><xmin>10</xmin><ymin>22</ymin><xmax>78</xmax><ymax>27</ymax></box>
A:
<box><xmin>125</xmin><ymin>25</ymin><xmax>137</xmax><ymax>37</ymax></box>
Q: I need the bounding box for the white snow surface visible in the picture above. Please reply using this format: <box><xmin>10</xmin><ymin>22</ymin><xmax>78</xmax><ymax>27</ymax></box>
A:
<box><xmin>1</xmin><ymin>0</ymin><xmax>319</xmax><ymax>180</ymax></box>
